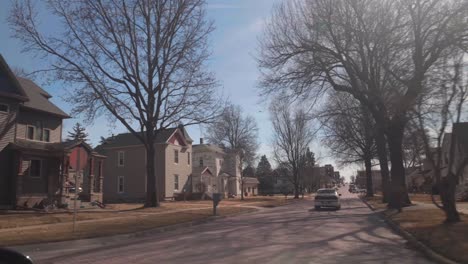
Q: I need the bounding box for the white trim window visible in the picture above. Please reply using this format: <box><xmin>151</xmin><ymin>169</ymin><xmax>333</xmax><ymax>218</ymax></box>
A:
<box><xmin>199</xmin><ymin>157</ymin><xmax>203</xmax><ymax>167</ymax></box>
<box><xmin>27</xmin><ymin>126</ymin><xmax>35</xmax><ymax>140</ymax></box>
<box><xmin>118</xmin><ymin>176</ymin><xmax>125</xmax><ymax>193</ymax></box>
<box><xmin>117</xmin><ymin>151</ymin><xmax>125</xmax><ymax>167</ymax></box>
<box><xmin>174</xmin><ymin>174</ymin><xmax>179</xmax><ymax>191</ymax></box>
<box><xmin>0</xmin><ymin>103</ymin><xmax>9</xmax><ymax>113</ymax></box>
<box><xmin>29</xmin><ymin>159</ymin><xmax>42</xmax><ymax>178</ymax></box>
<box><xmin>174</xmin><ymin>149</ymin><xmax>179</xmax><ymax>164</ymax></box>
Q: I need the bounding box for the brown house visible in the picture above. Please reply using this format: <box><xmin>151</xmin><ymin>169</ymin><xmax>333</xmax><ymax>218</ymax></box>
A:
<box><xmin>97</xmin><ymin>126</ymin><xmax>193</xmax><ymax>202</ymax></box>
<box><xmin>0</xmin><ymin>55</ymin><xmax>105</xmax><ymax>209</ymax></box>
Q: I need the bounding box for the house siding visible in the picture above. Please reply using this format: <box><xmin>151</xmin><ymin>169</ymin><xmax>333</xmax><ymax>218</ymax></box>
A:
<box><xmin>16</xmin><ymin>109</ymin><xmax>62</xmax><ymax>143</ymax></box>
<box><xmin>163</xmin><ymin>143</ymin><xmax>192</xmax><ymax>198</ymax></box>
<box><xmin>101</xmin><ymin>130</ymin><xmax>193</xmax><ymax>203</ymax></box>
<box><xmin>102</xmin><ymin>146</ymin><xmax>147</xmax><ymax>203</ymax></box>
<box><xmin>0</xmin><ymin>98</ymin><xmax>19</xmax><ymax>151</ymax></box>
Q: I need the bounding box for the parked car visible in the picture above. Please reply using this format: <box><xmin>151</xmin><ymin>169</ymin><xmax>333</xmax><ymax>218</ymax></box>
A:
<box><xmin>0</xmin><ymin>248</ymin><xmax>34</xmax><ymax>264</ymax></box>
<box><xmin>314</xmin><ymin>188</ymin><xmax>341</xmax><ymax>210</ymax></box>
<box><xmin>348</xmin><ymin>184</ymin><xmax>356</xmax><ymax>193</ymax></box>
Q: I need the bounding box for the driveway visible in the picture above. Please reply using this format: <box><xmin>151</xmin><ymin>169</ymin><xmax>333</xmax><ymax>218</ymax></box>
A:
<box><xmin>15</xmin><ymin>187</ymin><xmax>433</xmax><ymax>264</ymax></box>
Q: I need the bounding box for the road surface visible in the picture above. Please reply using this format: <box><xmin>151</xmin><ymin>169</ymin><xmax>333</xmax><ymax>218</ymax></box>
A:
<box><xmin>16</xmin><ymin>186</ymin><xmax>433</xmax><ymax>264</ymax></box>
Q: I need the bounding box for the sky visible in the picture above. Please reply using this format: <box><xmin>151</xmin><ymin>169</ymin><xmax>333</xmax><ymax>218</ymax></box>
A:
<box><xmin>0</xmin><ymin>0</ymin><xmax>357</xmax><ymax>180</ymax></box>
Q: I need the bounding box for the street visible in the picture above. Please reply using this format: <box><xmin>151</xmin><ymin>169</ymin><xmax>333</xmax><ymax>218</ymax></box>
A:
<box><xmin>16</xmin><ymin>187</ymin><xmax>433</xmax><ymax>264</ymax></box>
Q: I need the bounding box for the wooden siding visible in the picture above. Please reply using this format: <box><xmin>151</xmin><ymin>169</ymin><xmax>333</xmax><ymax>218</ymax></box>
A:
<box><xmin>16</xmin><ymin>109</ymin><xmax>62</xmax><ymax>143</ymax></box>
<box><xmin>0</xmin><ymin>98</ymin><xmax>19</xmax><ymax>152</ymax></box>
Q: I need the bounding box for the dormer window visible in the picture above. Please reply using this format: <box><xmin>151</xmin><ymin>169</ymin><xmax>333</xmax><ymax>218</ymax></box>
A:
<box><xmin>0</xmin><ymin>104</ymin><xmax>9</xmax><ymax>113</ymax></box>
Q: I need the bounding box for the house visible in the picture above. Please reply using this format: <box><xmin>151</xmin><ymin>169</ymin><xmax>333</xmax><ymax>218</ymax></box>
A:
<box><xmin>97</xmin><ymin>125</ymin><xmax>193</xmax><ymax>202</ymax></box>
<box><xmin>441</xmin><ymin>124</ymin><xmax>468</xmax><ymax>200</ymax></box>
<box><xmin>0</xmin><ymin>54</ymin><xmax>105</xmax><ymax>209</ymax></box>
<box><xmin>356</xmin><ymin>170</ymin><xmax>382</xmax><ymax>192</ymax></box>
<box><xmin>192</xmin><ymin>139</ymin><xmax>259</xmax><ymax>198</ymax></box>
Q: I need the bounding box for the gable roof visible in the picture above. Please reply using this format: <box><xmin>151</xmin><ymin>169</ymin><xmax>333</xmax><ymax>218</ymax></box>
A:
<box><xmin>192</xmin><ymin>144</ymin><xmax>225</xmax><ymax>154</ymax></box>
<box><xmin>0</xmin><ymin>54</ymin><xmax>69</xmax><ymax>118</ymax></box>
<box><xmin>0</xmin><ymin>54</ymin><xmax>28</xmax><ymax>101</ymax></box>
<box><xmin>16</xmin><ymin>77</ymin><xmax>70</xmax><ymax>118</ymax></box>
<box><xmin>97</xmin><ymin>127</ymin><xmax>192</xmax><ymax>149</ymax></box>
<box><xmin>192</xmin><ymin>166</ymin><xmax>213</xmax><ymax>176</ymax></box>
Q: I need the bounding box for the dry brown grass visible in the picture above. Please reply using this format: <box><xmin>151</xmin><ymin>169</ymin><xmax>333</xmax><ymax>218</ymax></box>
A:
<box><xmin>363</xmin><ymin>195</ymin><xmax>388</xmax><ymax>210</ymax></box>
<box><xmin>387</xmin><ymin>209</ymin><xmax>468</xmax><ymax>264</ymax></box>
<box><xmin>0</xmin><ymin>207</ymin><xmax>255</xmax><ymax>246</ymax></box>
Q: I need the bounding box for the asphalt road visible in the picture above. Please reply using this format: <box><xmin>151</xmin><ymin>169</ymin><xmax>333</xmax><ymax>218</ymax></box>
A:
<box><xmin>16</xmin><ymin>186</ymin><xmax>434</xmax><ymax>264</ymax></box>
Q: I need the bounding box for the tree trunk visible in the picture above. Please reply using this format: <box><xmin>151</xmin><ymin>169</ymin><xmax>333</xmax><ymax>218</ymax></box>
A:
<box><xmin>386</xmin><ymin>122</ymin><xmax>411</xmax><ymax>210</ymax></box>
<box><xmin>375</xmin><ymin>127</ymin><xmax>390</xmax><ymax>203</ymax></box>
<box><xmin>144</xmin><ymin>137</ymin><xmax>159</xmax><ymax>207</ymax></box>
<box><xmin>440</xmin><ymin>175</ymin><xmax>461</xmax><ymax>223</ymax></box>
<box><xmin>293</xmin><ymin>170</ymin><xmax>300</xmax><ymax>199</ymax></box>
<box><xmin>364</xmin><ymin>155</ymin><xmax>374</xmax><ymax>197</ymax></box>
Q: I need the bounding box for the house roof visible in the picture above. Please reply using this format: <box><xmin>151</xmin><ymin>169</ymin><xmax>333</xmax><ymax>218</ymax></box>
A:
<box><xmin>16</xmin><ymin>77</ymin><xmax>70</xmax><ymax>118</ymax></box>
<box><xmin>192</xmin><ymin>144</ymin><xmax>225</xmax><ymax>154</ymax></box>
<box><xmin>0</xmin><ymin>54</ymin><xmax>69</xmax><ymax>118</ymax></box>
<box><xmin>97</xmin><ymin>127</ymin><xmax>192</xmax><ymax>149</ymax></box>
<box><xmin>192</xmin><ymin>166</ymin><xmax>213</xmax><ymax>176</ymax></box>
<box><xmin>10</xmin><ymin>139</ymin><xmax>105</xmax><ymax>157</ymax></box>
<box><xmin>0</xmin><ymin>54</ymin><xmax>28</xmax><ymax>101</ymax></box>
<box><xmin>243</xmin><ymin>177</ymin><xmax>259</xmax><ymax>184</ymax></box>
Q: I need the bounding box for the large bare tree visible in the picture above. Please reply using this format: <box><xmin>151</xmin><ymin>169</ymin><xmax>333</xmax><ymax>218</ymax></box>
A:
<box><xmin>319</xmin><ymin>92</ymin><xmax>377</xmax><ymax>197</ymax></box>
<box><xmin>414</xmin><ymin>55</ymin><xmax>468</xmax><ymax>223</ymax></box>
<box><xmin>258</xmin><ymin>0</ymin><xmax>468</xmax><ymax>209</ymax></box>
<box><xmin>10</xmin><ymin>0</ymin><xmax>222</xmax><ymax>207</ymax></box>
<box><xmin>206</xmin><ymin>103</ymin><xmax>259</xmax><ymax>199</ymax></box>
<box><xmin>270</xmin><ymin>99</ymin><xmax>314</xmax><ymax>199</ymax></box>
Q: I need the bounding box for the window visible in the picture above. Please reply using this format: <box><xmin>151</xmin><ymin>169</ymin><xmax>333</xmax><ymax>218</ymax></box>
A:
<box><xmin>187</xmin><ymin>152</ymin><xmax>190</xmax><ymax>165</ymax></box>
<box><xmin>0</xmin><ymin>104</ymin><xmax>9</xmax><ymax>113</ymax></box>
<box><xmin>43</xmin><ymin>129</ymin><xmax>51</xmax><ymax>142</ymax></box>
<box><xmin>174</xmin><ymin>174</ymin><xmax>179</xmax><ymax>191</ymax></box>
<box><xmin>199</xmin><ymin>157</ymin><xmax>203</xmax><ymax>167</ymax></box>
<box><xmin>118</xmin><ymin>176</ymin><xmax>124</xmax><ymax>193</ymax></box>
<box><xmin>27</xmin><ymin>126</ymin><xmax>35</xmax><ymax>140</ymax></box>
<box><xmin>29</xmin><ymin>160</ymin><xmax>42</xmax><ymax>178</ymax></box>
<box><xmin>117</xmin><ymin>151</ymin><xmax>125</xmax><ymax>167</ymax></box>
<box><xmin>174</xmin><ymin>150</ymin><xmax>179</xmax><ymax>164</ymax></box>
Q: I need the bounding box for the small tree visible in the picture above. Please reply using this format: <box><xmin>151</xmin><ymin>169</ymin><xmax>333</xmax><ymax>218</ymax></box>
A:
<box><xmin>256</xmin><ymin>155</ymin><xmax>274</xmax><ymax>194</ymax></box>
<box><xmin>67</xmin><ymin>123</ymin><xmax>89</xmax><ymax>142</ymax></box>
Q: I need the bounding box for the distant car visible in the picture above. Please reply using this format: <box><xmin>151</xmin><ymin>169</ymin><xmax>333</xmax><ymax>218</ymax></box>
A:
<box><xmin>0</xmin><ymin>248</ymin><xmax>34</xmax><ymax>264</ymax></box>
<box><xmin>314</xmin><ymin>188</ymin><xmax>341</xmax><ymax>210</ymax></box>
<box><xmin>348</xmin><ymin>185</ymin><xmax>356</xmax><ymax>193</ymax></box>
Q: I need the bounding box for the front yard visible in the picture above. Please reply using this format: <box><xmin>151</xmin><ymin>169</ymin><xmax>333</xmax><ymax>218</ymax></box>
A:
<box><xmin>0</xmin><ymin>195</ymin><xmax>299</xmax><ymax>246</ymax></box>
<box><xmin>364</xmin><ymin>195</ymin><xmax>468</xmax><ymax>263</ymax></box>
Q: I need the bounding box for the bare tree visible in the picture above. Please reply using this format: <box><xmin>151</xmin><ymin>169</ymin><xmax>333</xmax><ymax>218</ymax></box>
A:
<box><xmin>319</xmin><ymin>92</ymin><xmax>376</xmax><ymax>197</ymax></box>
<box><xmin>414</xmin><ymin>55</ymin><xmax>468</xmax><ymax>223</ymax></box>
<box><xmin>271</xmin><ymin>99</ymin><xmax>314</xmax><ymax>199</ymax></box>
<box><xmin>206</xmin><ymin>103</ymin><xmax>259</xmax><ymax>200</ymax></box>
<box><xmin>10</xmin><ymin>0</ymin><xmax>222</xmax><ymax>207</ymax></box>
<box><xmin>258</xmin><ymin>0</ymin><xmax>468</xmax><ymax>209</ymax></box>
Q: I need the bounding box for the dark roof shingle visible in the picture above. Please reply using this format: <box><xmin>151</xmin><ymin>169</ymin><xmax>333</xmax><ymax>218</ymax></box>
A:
<box><xmin>16</xmin><ymin>77</ymin><xmax>69</xmax><ymax>118</ymax></box>
<box><xmin>97</xmin><ymin>128</ymin><xmax>180</xmax><ymax>149</ymax></box>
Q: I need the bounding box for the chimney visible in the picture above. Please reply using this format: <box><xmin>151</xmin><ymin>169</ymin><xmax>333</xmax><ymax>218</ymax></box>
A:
<box><xmin>200</xmin><ymin>138</ymin><xmax>204</xmax><ymax>144</ymax></box>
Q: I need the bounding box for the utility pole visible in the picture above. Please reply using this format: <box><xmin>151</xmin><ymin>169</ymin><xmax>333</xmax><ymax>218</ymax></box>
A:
<box><xmin>72</xmin><ymin>148</ymin><xmax>80</xmax><ymax>233</ymax></box>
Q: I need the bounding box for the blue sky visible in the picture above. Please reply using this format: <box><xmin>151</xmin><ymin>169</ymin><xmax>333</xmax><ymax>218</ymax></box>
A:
<box><xmin>0</xmin><ymin>0</ymin><xmax>353</xmax><ymax>178</ymax></box>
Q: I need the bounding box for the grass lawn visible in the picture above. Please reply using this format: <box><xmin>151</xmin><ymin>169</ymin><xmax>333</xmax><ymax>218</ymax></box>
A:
<box><xmin>364</xmin><ymin>196</ymin><xmax>468</xmax><ymax>263</ymax></box>
<box><xmin>0</xmin><ymin>206</ymin><xmax>255</xmax><ymax>247</ymax></box>
<box><xmin>387</xmin><ymin>209</ymin><xmax>468</xmax><ymax>264</ymax></box>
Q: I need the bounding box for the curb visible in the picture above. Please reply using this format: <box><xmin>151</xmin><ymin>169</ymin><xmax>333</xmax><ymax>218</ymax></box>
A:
<box><xmin>360</xmin><ymin>197</ymin><xmax>460</xmax><ymax>264</ymax></box>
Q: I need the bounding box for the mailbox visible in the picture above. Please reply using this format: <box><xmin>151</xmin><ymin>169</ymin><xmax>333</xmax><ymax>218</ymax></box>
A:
<box><xmin>212</xmin><ymin>193</ymin><xmax>222</xmax><ymax>216</ymax></box>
